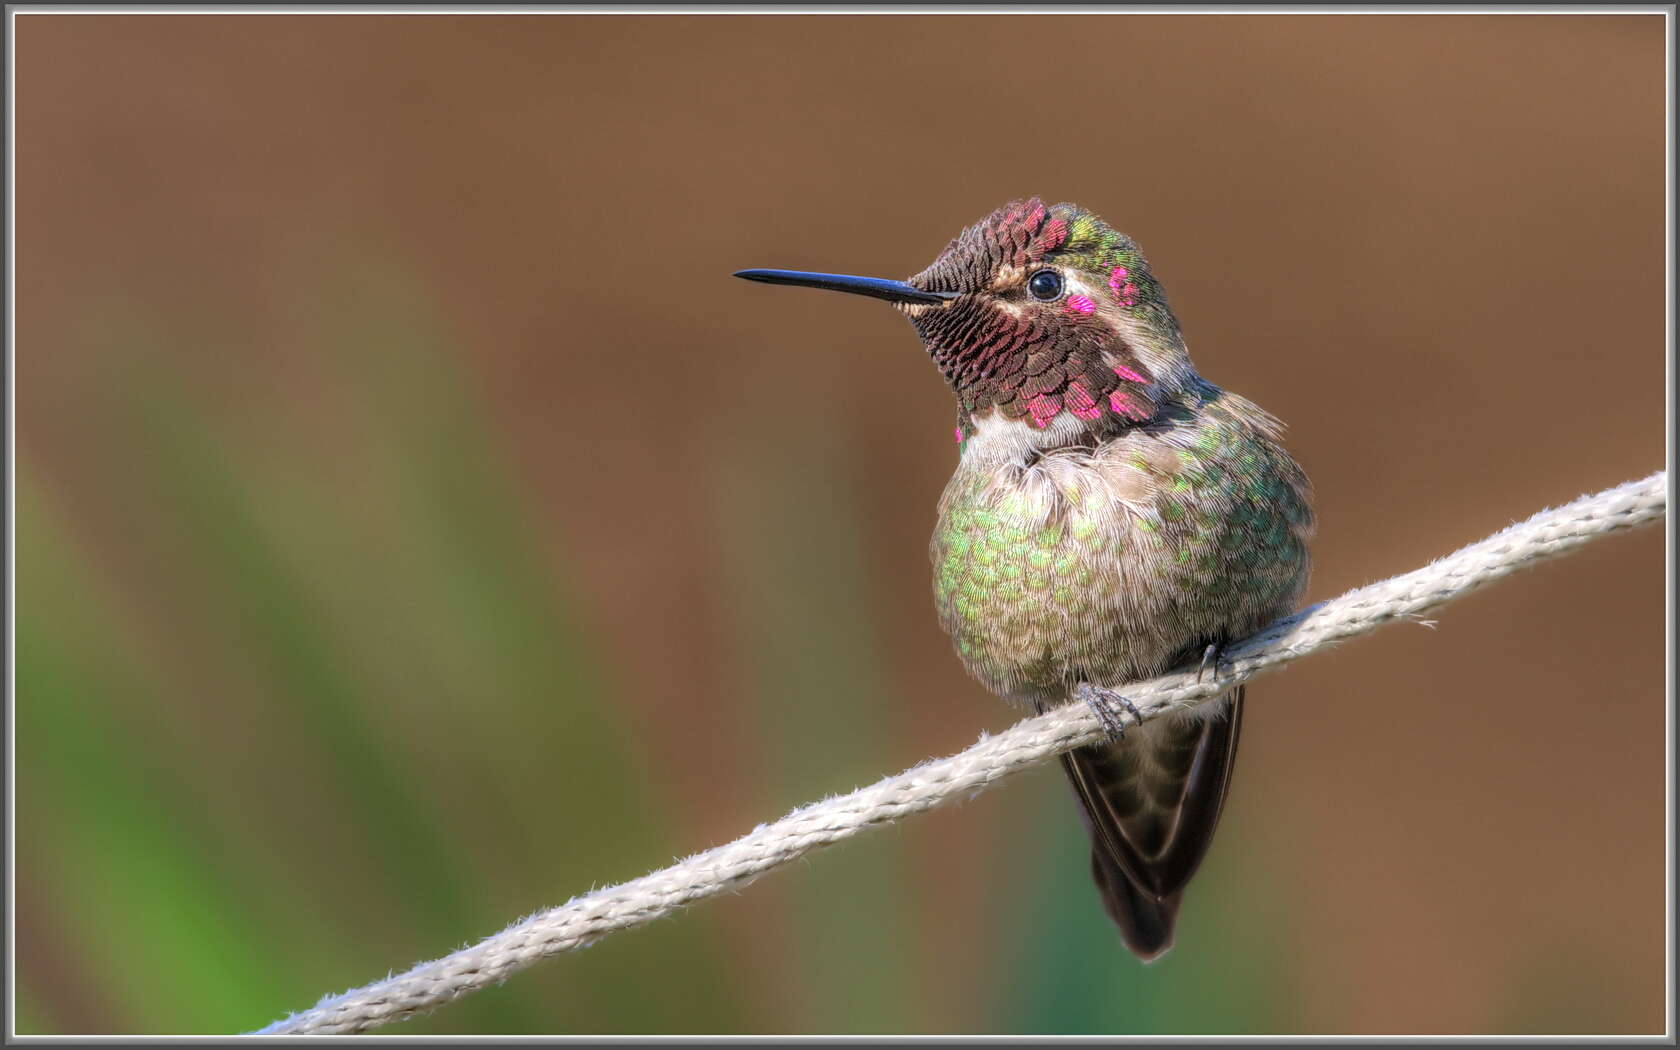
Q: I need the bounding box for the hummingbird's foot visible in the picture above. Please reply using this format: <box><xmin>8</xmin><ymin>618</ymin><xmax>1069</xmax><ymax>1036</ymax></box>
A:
<box><xmin>1074</xmin><ymin>682</ymin><xmax>1143</xmax><ymax>743</ymax></box>
<box><xmin>1196</xmin><ymin>641</ymin><xmax>1231</xmax><ymax>685</ymax></box>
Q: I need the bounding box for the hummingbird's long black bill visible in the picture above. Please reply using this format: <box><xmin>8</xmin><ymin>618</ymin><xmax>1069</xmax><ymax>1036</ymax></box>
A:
<box><xmin>733</xmin><ymin>268</ymin><xmax>958</xmax><ymax>305</ymax></box>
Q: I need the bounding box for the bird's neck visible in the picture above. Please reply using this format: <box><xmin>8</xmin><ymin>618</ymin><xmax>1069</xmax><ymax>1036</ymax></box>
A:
<box><xmin>955</xmin><ymin>381</ymin><xmax>1212</xmax><ymax>471</ymax></box>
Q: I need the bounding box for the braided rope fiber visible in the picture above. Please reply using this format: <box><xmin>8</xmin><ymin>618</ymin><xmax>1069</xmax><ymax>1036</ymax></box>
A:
<box><xmin>255</xmin><ymin>471</ymin><xmax>1666</xmax><ymax>1035</ymax></box>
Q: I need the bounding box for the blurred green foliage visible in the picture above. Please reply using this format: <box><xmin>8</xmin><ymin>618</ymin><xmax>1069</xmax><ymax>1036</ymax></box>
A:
<box><xmin>18</xmin><ymin>265</ymin><xmax>748</xmax><ymax>1033</ymax></box>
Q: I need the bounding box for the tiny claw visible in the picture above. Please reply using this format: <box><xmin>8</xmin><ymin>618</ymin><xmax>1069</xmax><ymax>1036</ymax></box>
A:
<box><xmin>1197</xmin><ymin>641</ymin><xmax>1230</xmax><ymax>685</ymax></box>
<box><xmin>1075</xmin><ymin>682</ymin><xmax>1142</xmax><ymax>743</ymax></box>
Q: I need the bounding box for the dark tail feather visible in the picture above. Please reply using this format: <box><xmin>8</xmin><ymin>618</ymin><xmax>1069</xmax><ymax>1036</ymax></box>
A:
<box><xmin>1056</xmin><ymin>686</ymin><xmax>1245</xmax><ymax>962</ymax></box>
<box><xmin>1090</xmin><ymin>845</ymin><xmax>1181</xmax><ymax>961</ymax></box>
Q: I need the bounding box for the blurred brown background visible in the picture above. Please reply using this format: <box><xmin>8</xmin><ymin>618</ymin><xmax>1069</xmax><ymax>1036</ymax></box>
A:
<box><xmin>15</xmin><ymin>12</ymin><xmax>1666</xmax><ymax>1036</ymax></box>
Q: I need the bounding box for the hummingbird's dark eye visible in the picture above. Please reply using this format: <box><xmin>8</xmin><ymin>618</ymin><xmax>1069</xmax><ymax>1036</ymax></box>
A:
<box><xmin>1027</xmin><ymin>269</ymin><xmax>1064</xmax><ymax>301</ymax></box>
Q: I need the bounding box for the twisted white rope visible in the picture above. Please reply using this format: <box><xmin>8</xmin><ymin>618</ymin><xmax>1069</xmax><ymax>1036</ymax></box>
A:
<box><xmin>255</xmin><ymin>471</ymin><xmax>1667</xmax><ymax>1036</ymax></box>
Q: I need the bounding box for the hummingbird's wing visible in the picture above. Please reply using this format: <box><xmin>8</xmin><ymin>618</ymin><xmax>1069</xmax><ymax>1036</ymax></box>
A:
<box><xmin>1056</xmin><ymin>686</ymin><xmax>1245</xmax><ymax>961</ymax></box>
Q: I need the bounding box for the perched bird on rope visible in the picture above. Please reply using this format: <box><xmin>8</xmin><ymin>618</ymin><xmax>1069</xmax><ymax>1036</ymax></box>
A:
<box><xmin>737</xmin><ymin>199</ymin><xmax>1315</xmax><ymax>960</ymax></box>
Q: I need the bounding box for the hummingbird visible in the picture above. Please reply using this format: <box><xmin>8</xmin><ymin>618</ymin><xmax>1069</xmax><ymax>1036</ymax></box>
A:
<box><xmin>735</xmin><ymin>198</ymin><xmax>1313</xmax><ymax>961</ymax></box>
